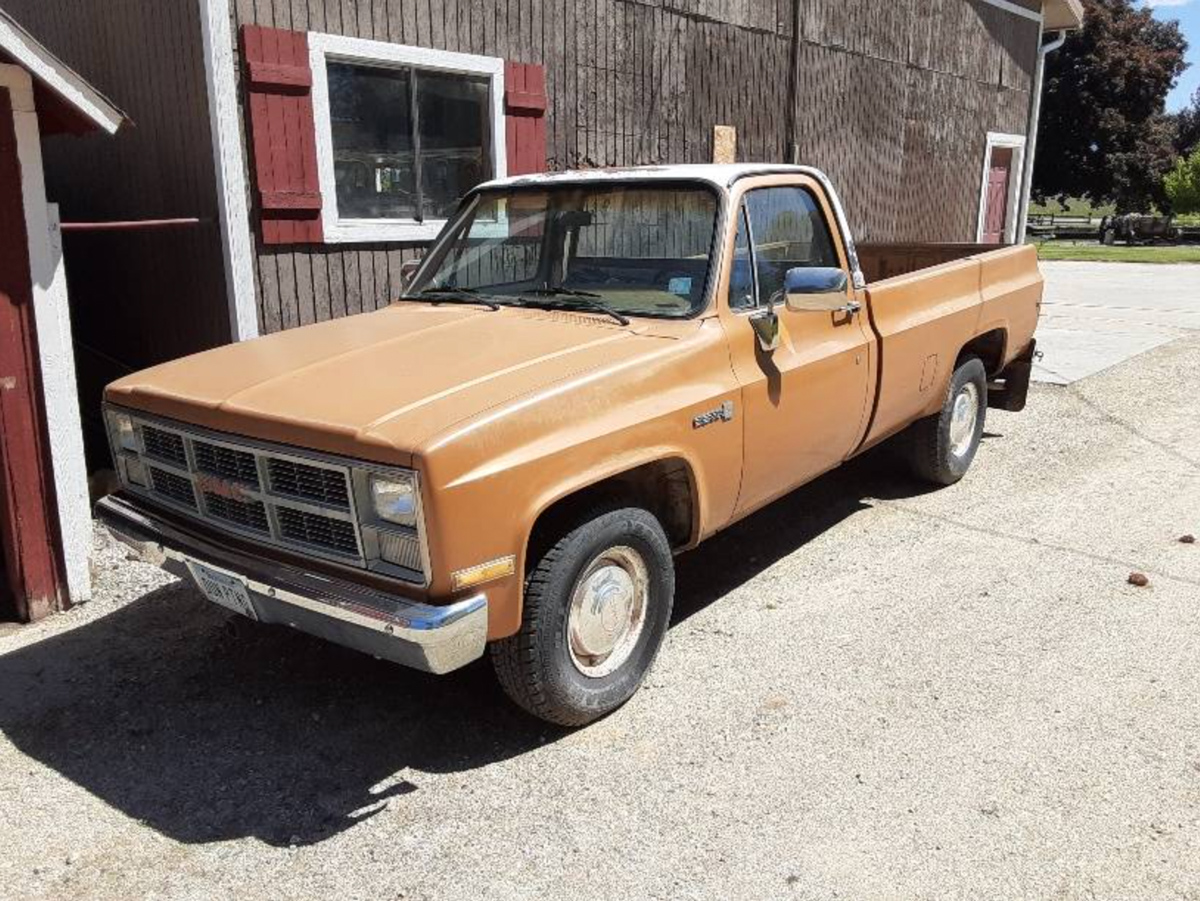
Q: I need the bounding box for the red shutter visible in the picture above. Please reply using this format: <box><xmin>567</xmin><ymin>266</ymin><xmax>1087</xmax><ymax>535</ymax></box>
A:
<box><xmin>241</xmin><ymin>25</ymin><xmax>322</xmax><ymax>244</ymax></box>
<box><xmin>504</xmin><ymin>62</ymin><xmax>547</xmax><ymax>176</ymax></box>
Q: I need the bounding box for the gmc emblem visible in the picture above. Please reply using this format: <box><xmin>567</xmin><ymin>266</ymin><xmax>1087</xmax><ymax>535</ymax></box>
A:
<box><xmin>195</xmin><ymin>472</ymin><xmax>249</xmax><ymax>501</ymax></box>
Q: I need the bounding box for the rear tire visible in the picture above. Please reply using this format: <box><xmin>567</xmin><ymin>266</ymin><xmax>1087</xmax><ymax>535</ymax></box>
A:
<box><xmin>490</xmin><ymin>506</ymin><xmax>675</xmax><ymax>727</ymax></box>
<box><xmin>903</xmin><ymin>355</ymin><xmax>988</xmax><ymax>486</ymax></box>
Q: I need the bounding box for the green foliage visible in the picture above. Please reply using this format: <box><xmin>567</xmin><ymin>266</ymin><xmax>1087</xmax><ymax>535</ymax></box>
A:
<box><xmin>1034</xmin><ymin>242</ymin><xmax>1200</xmax><ymax>263</ymax></box>
<box><xmin>1174</xmin><ymin>88</ymin><xmax>1200</xmax><ymax>157</ymax></box>
<box><xmin>1035</xmin><ymin>0</ymin><xmax>1189</xmax><ymax>213</ymax></box>
<box><xmin>1164</xmin><ymin>148</ymin><xmax>1200</xmax><ymax>215</ymax></box>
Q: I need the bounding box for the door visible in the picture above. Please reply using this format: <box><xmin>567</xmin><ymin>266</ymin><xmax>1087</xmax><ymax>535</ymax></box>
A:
<box><xmin>722</xmin><ymin>182</ymin><xmax>874</xmax><ymax>515</ymax></box>
<box><xmin>982</xmin><ymin>147</ymin><xmax>1014</xmax><ymax>244</ymax></box>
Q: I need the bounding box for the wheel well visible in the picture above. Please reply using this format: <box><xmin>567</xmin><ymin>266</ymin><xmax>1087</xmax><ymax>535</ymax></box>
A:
<box><xmin>959</xmin><ymin>329</ymin><xmax>1007</xmax><ymax>376</ymax></box>
<box><xmin>526</xmin><ymin>459</ymin><xmax>697</xmax><ymax>567</ymax></box>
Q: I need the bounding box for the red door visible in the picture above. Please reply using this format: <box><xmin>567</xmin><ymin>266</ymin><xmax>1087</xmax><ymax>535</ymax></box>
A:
<box><xmin>982</xmin><ymin>147</ymin><xmax>1014</xmax><ymax>245</ymax></box>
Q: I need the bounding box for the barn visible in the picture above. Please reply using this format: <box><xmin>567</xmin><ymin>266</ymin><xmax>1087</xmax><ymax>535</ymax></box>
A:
<box><xmin>0</xmin><ymin>0</ymin><xmax>1083</xmax><ymax>617</ymax></box>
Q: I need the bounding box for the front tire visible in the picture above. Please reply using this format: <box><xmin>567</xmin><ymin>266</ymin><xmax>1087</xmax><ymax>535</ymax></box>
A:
<box><xmin>490</xmin><ymin>506</ymin><xmax>675</xmax><ymax>727</ymax></box>
<box><xmin>903</xmin><ymin>355</ymin><xmax>988</xmax><ymax>486</ymax></box>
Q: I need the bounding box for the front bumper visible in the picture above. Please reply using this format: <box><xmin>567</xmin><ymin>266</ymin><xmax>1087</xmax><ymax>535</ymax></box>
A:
<box><xmin>95</xmin><ymin>494</ymin><xmax>487</xmax><ymax>674</ymax></box>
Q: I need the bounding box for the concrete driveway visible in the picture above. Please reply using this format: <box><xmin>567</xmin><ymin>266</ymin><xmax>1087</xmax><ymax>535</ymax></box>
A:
<box><xmin>3</xmin><ymin>335</ymin><xmax>1200</xmax><ymax>899</ymax></box>
<box><xmin>1034</xmin><ymin>261</ymin><xmax>1200</xmax><ymax>384</ymax></box>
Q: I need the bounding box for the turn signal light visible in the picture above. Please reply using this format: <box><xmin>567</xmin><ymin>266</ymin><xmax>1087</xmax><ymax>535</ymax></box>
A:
<box><xmin>451</xmin><ymin>555</ymin><xmax>516</xmax><ymax>591</ymax></box>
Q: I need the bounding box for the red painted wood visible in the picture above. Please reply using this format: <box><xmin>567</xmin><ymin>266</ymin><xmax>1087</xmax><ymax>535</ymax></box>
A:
<box><xmin>260</xmin><ymin>191</ymin><xmax>321</xmax><ymax>211</ymax></box>
<box><xmin>0</xmin><ymin>89</ymin><xmax>64</xmax><ymax>622</ymax></box>
<box><xmin>59</xmin><ymin>218</ymin><xmax>204</xmax><ymax>232</ymax></box>
<box><xmin>246</xmin><ymin>61</ymin><xmax>313</xmax><ymax>91</ymax></box>
<box><xmin>241</xmin><ymin>25</ymin><xmax>323</xmax><ymax>245</ymax></box>
<box><xmin>505</xmin><ymin>62</ymin><xmax>547</xmax><ymax>176</ymax></box>
<box><xmin>982</xmin><ymin>147</ymin><xmax>1013</xmax><ymax>245</ymax></box>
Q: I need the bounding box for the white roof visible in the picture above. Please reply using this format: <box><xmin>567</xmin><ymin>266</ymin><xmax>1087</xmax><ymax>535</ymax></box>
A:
<box><xmin>479</xmin><ymin>164</ymin><xmax>811</xmax><ymax>192</ymax></box>
<box><xmin>0</xmin><ymin>9</ymin><xmax>127</xmax><ymax>134</ymax></box>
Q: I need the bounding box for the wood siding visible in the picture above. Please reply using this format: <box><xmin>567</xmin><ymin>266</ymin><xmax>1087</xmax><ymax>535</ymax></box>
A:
<box><xmin>235</xmin><ymin>0</ymin><xmax>1039</xmax><ymax>333</ymax></box>
<box><xmin>1</xmin><ymin>0</ymin><xmax>230</xmax><ymax>468</ymax></box>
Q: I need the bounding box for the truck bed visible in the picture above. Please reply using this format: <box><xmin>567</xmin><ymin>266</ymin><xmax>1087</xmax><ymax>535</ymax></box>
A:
<box><xmin>854</xmin><ymin>243</ymin><xmax>1043</xmax><ymax>450</ymax></box>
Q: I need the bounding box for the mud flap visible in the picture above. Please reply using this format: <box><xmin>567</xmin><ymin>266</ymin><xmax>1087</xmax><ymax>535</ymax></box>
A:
<box><xmin>987</xmin><ymin>339</ymin><xmax>1036</xmax><ymax>413</ymax></box>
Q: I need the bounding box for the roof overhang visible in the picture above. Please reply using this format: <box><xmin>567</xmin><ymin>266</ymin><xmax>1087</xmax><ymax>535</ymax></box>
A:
<box><xmin>1043</xmin><ymin>0</ymin><xmax>1085</xmax><ymax>32</ymax></box>
<box><xmin>0</xmin><ymin>9</ymin><xmax>128</xmax><ymax>135</ymax></box>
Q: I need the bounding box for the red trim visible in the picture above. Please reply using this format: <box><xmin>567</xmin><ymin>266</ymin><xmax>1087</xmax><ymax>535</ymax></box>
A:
<box><xmin>504</xmin><ymin>62</ymin><xmax>547</xmax><ymax>177</ymax></box>
<box><xmin>241</xmin><ymin>25</ymin><xmax>323</xmax><ymax>245</ymax></box>
<box><xmin>0</xmin><ymin>89</ymin><xmax>64</xmax><ymax>622</ymax></box>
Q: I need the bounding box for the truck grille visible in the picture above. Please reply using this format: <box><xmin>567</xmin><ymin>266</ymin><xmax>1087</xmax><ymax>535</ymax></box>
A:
<box><xmin>204</xmin><ymin>493</ymin><xmax>270</xmax><ymax>534</ymax></box>
<box><xmin>119</xmin><ymin>415</ymin><xmax>371</xmax><ymax>566</ymax></box>
<box><xmin>277</xmin><ymin>507</ymin><xmax>359</xmax><ymax>556</ymax></box>
<box><xmin>149</xmin><ymin>466</ymin><xmax>197</xmax><ymax>509</ymax></box>
<box><xmin>194</xmin><ymin>440</ymin><xmax>260</xmax><ymax>488</ymax></box>
<box><xmin>267</xmin><ymin>458</ymin><xmax>349</xmax><ymax>509</ymax></box>
<box><xmin>142</xmin><ymin>426</ymin><xmax>187</xmax><ymax>467</ymax></box>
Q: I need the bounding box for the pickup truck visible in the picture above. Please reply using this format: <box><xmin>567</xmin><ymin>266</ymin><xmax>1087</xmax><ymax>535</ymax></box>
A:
<box><xmin>97</xmin><ymin>164</ymin><xmax>1042</xmax><ymax>726</ymax></box>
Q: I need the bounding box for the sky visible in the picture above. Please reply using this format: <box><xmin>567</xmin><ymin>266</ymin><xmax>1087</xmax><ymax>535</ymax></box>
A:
<box><xmin>1143</xmin><ymin>0</ymin><xmax>1200</xmax><ymax>110</ymax></box>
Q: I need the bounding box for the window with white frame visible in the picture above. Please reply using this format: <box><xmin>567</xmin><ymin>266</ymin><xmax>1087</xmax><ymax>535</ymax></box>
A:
<box><xmin>309</xmin><ymin>34</ymin><xmax>507</xmax><ymax>242</ymax></box>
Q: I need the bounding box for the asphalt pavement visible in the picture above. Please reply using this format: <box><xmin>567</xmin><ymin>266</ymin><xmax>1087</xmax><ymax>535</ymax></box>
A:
<box><xmin>2</xmin><ymin>312</ymin><xmax>1199</xmax><ymax>900</ymax></box>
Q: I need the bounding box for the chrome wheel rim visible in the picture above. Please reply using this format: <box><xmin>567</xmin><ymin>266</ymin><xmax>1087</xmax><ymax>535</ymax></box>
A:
<box><xmin>949</xmin><ymin>382</ymin><xmax>980</xmax><ymax>458</ymax></box>
<box><xmin>567</xmin><ymin>546</ymin><xmax>649</xmax><ymax>678</ymax></box>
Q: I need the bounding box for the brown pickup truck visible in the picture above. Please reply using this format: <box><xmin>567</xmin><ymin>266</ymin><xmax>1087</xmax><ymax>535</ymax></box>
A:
<box><xmin>98</xmin><ymin>164</ymin><xmax>1042</xmax><ymax>725</ymax></box>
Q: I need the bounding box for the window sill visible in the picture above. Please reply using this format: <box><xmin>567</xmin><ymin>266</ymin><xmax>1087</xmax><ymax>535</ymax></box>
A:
<box><xmin>320</xmin><ymin>218</ymin><xmax>449</xmax><ymax>244</ymax></box>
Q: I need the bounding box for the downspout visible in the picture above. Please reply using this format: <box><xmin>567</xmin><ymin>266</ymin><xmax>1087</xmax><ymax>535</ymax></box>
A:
<box><xmin>785</xmin><ymin>0</ymin><xmax>802</xmax><ymax>164</ymax></box>
<box><xmin>1015</xmin><ymin>28</ymin><xmax>1068</xmax><ymax>241</ymax></box>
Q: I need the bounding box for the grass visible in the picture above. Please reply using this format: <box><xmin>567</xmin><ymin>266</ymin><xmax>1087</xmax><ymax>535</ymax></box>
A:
<box><xmin>1034</xmin><ymin>242</ymin><xmax>1200</xmax><ymax>263</ymax></box>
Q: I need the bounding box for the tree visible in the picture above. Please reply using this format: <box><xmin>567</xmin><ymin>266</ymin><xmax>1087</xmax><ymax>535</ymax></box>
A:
<box><xmin>1034</xmin><ymin>0</ymin><xmax>1189</xmax><ymax>212</ymax></box>
<box><xmin>1174</xmin><ymin>88</ymin><xmax>1200</xmax><ymax>157</ymax></box>
<box><xmin>1164</xmin><ymin>147</ymin><xmax>1200</xmax><ymax>215</ymax></box>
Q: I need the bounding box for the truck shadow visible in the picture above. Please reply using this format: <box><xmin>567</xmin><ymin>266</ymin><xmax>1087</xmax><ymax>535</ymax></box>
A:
<box><xmin>673</xmin><ymin>446</ymin><xmax>936</xmax><ymax>622</ymax></box>
<box><xmin>0</xmin><ymin>447</ymin><xmax>939</xmax><ymax>848</ymax></box>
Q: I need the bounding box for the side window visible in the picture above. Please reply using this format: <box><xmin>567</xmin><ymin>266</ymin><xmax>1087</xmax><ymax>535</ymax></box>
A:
<box><xmin>744</xmin><ymin>187</ymin><xmax>840</xmax><ymax>305</ymax></box>
<box><xmin>727</xmin><ymin>206</ymin><xmax>756</xmax><ymax>310</ymax></box>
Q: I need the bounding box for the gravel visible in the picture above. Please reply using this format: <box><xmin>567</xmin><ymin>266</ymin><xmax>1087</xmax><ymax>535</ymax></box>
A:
<box><xmin>3</xmin><ymin>332</ymin><xmax>1200</xmax><ymax>901</ymax></box>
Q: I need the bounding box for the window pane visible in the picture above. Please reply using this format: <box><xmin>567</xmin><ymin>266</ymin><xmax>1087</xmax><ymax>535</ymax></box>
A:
<box><xmin>728</xmin><ymin>207</ymin><xmax>755</xmax><ymax>310</ymax></box>
<box><xmin>417</xmin><ymin>72</ymin><xmax>492</xmax><ymax>219</ymax></box>
<box><xmin>328</xmin><ymin>62</ymin><xmax>417</xmax><ymax>219</ymax></box>
<box><xmin>744</xmin><ymin>187</ymin><xmax>839</xmax><ymax>303</ymax></box>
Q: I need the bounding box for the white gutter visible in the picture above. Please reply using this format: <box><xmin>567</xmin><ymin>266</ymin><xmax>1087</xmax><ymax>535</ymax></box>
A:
<box><xmin>1016</xmin><ymin>28</ymin><xmax>1069</xmax><ymax>241</ymax></box>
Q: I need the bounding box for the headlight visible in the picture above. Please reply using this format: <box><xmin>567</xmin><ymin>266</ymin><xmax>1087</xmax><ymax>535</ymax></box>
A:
<box><xmin>370</xmin><ymin>474</ymin><xmax>417</xmax><ymax>527</ymax></box>
<box><xmin>108</xmin><ymin>410</ymin><xmax>138</xmax><ymax>453</ymax></box>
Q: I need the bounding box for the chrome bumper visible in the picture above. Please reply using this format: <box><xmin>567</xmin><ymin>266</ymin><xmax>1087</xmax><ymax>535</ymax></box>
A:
<box><xmin>94</xmin><ymin>494</ymin><xmax>487</xmax><ymax>674</ymax></box>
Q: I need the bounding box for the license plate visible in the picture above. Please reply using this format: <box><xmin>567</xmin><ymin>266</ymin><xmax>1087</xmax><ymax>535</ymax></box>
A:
<box><xmin>187</xmin><ymin>560</ymin><xmax>258</xmax><ymax>621</ymax></box>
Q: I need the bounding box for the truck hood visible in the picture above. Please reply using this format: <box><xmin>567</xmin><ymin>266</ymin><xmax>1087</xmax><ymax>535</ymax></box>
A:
<box><xmin>107</xmin><ymin>303</ymin><xmax>686</xmax><ymax>464</ymax></box>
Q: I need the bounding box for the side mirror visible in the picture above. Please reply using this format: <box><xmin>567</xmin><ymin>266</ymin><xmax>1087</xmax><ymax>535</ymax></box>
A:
<box><xmin>783</xmin><ymin>267</ymin><xmax>851</xmax><ymax>313</ymax></box>
<box><xmin>749</xmin><ymin>302</ymin><xmax>781</xmax><ymax>353</ymax></box>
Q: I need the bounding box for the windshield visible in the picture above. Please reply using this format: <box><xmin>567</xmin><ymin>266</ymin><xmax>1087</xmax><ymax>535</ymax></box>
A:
<box><xmin>407</xmin><ymin>184</ymin><xmax>721</xmax><ymax>319</ymax></box>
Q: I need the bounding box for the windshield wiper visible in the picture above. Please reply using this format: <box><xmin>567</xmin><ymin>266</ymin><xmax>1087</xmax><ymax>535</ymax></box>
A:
<box><xmin>412</xmin><ymin>287</ymin><xmax>502</xmax><ymax>311</ymax></box>
<box><xmin>525</xmin><ymin>286</ymin><xmax>604</xmax><ymax>300</ymax></box>
<box><xmin>516</xmin><ymin>291</ymin><xmax>630</xmax><ymax>326</ymax></box>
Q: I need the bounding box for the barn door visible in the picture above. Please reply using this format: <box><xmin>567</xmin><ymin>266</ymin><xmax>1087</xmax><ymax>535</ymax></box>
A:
<box><xmin>982</xmin><ymin>147</ymin><xmax>1014</xmax><ymax>244</ymax></box>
